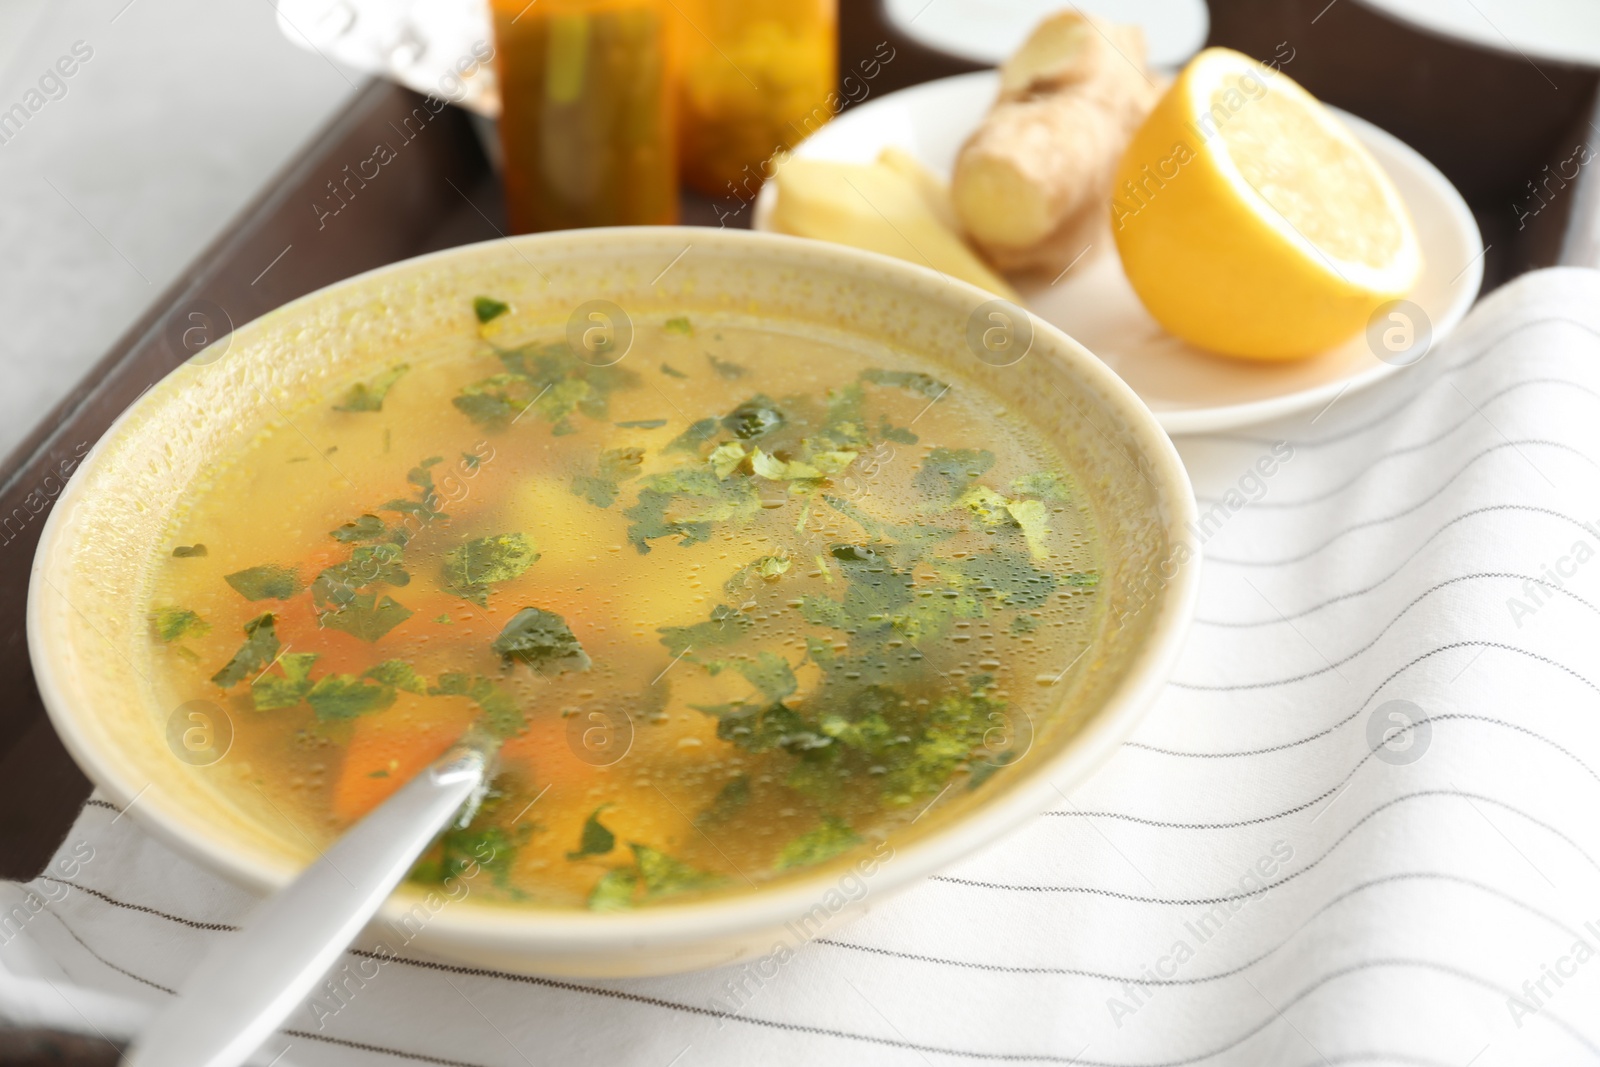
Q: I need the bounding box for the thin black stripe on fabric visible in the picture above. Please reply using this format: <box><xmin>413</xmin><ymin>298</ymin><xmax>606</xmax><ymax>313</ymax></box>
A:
<box><xmin>931</xmin><ymin>789</ymin><xmax>1600</xmax><ymax>900</ymax></box>
<box><xmin>1133</xmin><ymin>641</ymin><xmax>1596</xmax><ymax>757</ymax></box>
<box><xmin>49</xmin><ymin>804</ymin><xmax>1600</xmax><ymax>1061</ymax></box>
<box><xmin>1196</xmin><ymin>571</ymin><xmax>1600</xmax><ymax>630</ymax></box>
<box><xmin>1210</xmin><ymin>316</ymin><xmax>1600</xmax><ymax>452</ymax></box>
<box><xmin>1196</xmin><ymin>439</ymin><xmax>1595</xmax><ymax>510</ymax></box>
<box><xmin>817</xmin><ymin>870</ymin><xmax>1588</xmax><ymax>982</ymax></box>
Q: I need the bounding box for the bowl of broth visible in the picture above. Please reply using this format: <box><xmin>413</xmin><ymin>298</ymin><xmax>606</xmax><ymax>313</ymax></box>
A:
<box><xmin>30</xmin><ymin>227</ymin><xmax>1197</xmax><ymax>977</ymax></box>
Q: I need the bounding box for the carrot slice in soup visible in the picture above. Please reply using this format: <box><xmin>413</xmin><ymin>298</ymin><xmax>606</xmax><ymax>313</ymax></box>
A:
<box><xmin>331</xmin><ymin>712</ymin><xmax>466</xmax><ymax>823</ymax></box>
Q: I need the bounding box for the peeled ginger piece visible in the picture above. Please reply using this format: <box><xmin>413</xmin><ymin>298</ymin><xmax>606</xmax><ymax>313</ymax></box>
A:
<box><xmin>877</xmin><ymin>146</ymin><xmax>961</xmax><ymax>232</ymax></box>
<box><xmin>952</xmin><ymin>12</ymin><xmax>1156</xmax><ymax>272</ymax></box>
<box><xmin>771</xmin><ymin>151</ymin><xmax>1021</xmax><ymax>302</ymax></box>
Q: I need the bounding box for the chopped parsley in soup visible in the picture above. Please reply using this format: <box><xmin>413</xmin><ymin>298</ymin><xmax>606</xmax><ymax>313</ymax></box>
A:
<box><xmin>145</xmin><ymin>299</ymin><xmax>1103</xmax><ymax>910</ymax></box>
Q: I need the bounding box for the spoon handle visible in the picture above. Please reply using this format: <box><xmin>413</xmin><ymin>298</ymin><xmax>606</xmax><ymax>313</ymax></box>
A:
<box><xmin>122</xmin><ymin>730</ymin><xmax>496</xmax><ymax>1067</ymax></box>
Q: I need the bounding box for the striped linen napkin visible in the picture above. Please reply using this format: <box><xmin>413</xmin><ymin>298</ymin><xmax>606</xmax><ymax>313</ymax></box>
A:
<box><xmin>5</xmin><ymin>266</ymin><xmax>1600</xmax><ymax>1066</ymax></box>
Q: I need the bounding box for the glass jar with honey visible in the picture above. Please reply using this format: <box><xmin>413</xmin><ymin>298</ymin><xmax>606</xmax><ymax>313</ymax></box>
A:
<box><xmin>673</xmin><ymin>0</ymin><xmax>838</xmax><ymax>199</ymax></box>
<box><xmin>490</xmin><ymin>0</ymin><xmax>678</xmax><ymax>233</ymax></box>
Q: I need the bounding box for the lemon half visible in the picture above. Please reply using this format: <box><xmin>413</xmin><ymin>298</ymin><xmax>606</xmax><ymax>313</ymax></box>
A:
<box><xmin>1111</xmin><ymin>48</ymin><xmax>1422</xmax><ymax>361</ymax></box>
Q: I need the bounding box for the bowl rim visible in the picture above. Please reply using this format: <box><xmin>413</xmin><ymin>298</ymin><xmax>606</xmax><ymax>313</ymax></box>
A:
<box><xmin>29</xmin><ymin>226</ymin><xmax>1200</xmax><ymax>954</ymax></box>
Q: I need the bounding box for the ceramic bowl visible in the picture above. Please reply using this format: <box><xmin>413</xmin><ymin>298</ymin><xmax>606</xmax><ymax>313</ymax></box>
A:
<box><xmin>30</xmin><ymin>227</ymin><xmax>1198</xmax><ymax>977</ymax></box>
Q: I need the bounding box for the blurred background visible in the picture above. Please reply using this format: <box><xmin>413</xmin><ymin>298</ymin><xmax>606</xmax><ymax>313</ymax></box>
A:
<box><xmin>0</xmin><ymin>0</ymin><xmax>1596</xmax><ymax>462</ymax></box>
<box><xmin>0</xmin><ymin>1</ymin><xmax>358</xmax><ymax>460</ymax></box>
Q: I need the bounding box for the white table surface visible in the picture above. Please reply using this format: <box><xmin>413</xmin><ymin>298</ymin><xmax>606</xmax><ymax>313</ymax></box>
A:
<box><xmin>0</xmin><ymin>0</ymin><xmax>362</xmax><ymax>464</ymax></box>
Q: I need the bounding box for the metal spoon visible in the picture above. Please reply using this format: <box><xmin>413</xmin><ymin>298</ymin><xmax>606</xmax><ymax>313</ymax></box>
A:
<box><xmin>122</xmin><ymin>725</ymin><xmax>500</xmax><ymax>1067</ymax></box>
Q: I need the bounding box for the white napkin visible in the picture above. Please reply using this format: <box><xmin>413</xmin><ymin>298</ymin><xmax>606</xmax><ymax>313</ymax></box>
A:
<box><xmin>9</xmin><ymin>266</ymin><xmax>1600</xmax><ymax>1066</ymax></box>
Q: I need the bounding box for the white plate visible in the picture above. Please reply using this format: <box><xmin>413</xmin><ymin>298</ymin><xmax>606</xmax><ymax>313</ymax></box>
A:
<box><xmin>1358</xmin><ymin>0</ymin><xmax>1600</xmax><ymax>69</ymax></box>
<box><xmin>753</xmin><ymin>71</ymin><xmax>1485</xmax><ymax>434</ymax></box>
<box><xmin>881</xmin><ymin>0</ymin><xmax>1208</xmax><ymax>70</ymax></box>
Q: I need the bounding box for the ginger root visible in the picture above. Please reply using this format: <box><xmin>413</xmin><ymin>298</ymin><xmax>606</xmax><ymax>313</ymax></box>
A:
<box><xmin>771</xmin><ymin>150</ymin><xmax>1021</xmax><ymax>301</ymax></box>
<box><xmin>953</xmin><ymin>12</ymin><xmax>1158</xmax><ymax>273</ymax></box>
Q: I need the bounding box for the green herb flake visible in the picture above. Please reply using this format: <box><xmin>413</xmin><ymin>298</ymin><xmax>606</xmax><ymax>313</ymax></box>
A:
<box><xmin>944</xmin><ymin>546</ymin><xmax>1059</xmax><ymax>610</ymax></box>
<box><xmin>379</xmin><ymin>457</ymin><xmax>448</xmax><ymax>539</ymax></box>
<box><xmin>172</xmin><ymin>544</ymin><xmax>208</xmax><ymax>558</ymax></box>
<box><xmin>566</xmin><ymin>806</ymin><xmax>616</xmax><ymax>860</ymax></box>
<box><xmin>884</xmin><ymin>685</ymin><xmax>1009</xmax><ymax>804</ymax></box>
<box><xmin>775</xmin><ymin>817</ymin><xmax>861</xmax><ymax>870</ymax></box>
<box><xmin>915</xmin><ymin>448</ymin><xmax>996</xmax><ymax>501</ymax></box>
<box><xmin>330</xmin><ymin>514</ymin><xmax>387</xmax><ymax>543</ymax></box>
<box><xmin>819</xmin><ymin>383</ymin><xmax>870</xmax><ymax>450</ymax></box>
<box><xmin>664</xmin><ymin>416</ymin><xmax>718</xmax><ymax>454</ymax></box>
<box><xmin>412</xmin><ymin>802</ymin><xmax>529</xmax><ymax>888</ymax></box>
<box><xmin>821</xmin><ymin>494</ymin><xmax>882</xmax><ymax>539</ymax></box>
<box><xmin>956</xmin><ymin>485</ymin><xmax>1010</xmax><ymax>525</ymax></box>
<box><xmin>660</xmin><ymin>362</ymin><xmax>689</xmax><ymax>379</ymax></box>
<box><xmin>443</xmin><ymin>533</ymin><xmax>538</xmax><ymax>604</ymax></box>
<box><xmin>664</xmin><ymin>316</ymin><xmax>693</xmax><ymax>336</ymax></box>
<box><xmin>587</xmin><ymin>868</ymin><xmax>639</xmax><ymax>911</ymax></box>
<box><xmin>860</xmin><ymin>368</ymin><xmax>949</xmax><ymax>400</ymax></box>
<box><xmin>700</xmin><ymin>651</ymin><xmax>797</xmax><ymax>703</ymax></box>
<box><xmin>318</xmin><ymin>593</ymin><xmax>413</xmax><ymax>643</ymax></box>
<box><xmin>571</xmin><ymin>447</ymin><xmax>645</xmax><ymax>509</ymax></box>
<box><xmin>153</xmin><ymin>607</ymin><xmax>210</xmax><ymax>643</ymax></box>
<box><xmin>708</xmin><ymin>441</ymin><xmax>747</xmax><ymax>479</ymax></box>
<box><xmin>632</xmin><ymin>843</ymin><xmax>725</xmax><ymax>898</ymax></box>
<box><xmin>697</xmin><ymin>776</ymin><xmax>750</xmax><ymax>827</ymax></box>
<box><xmin>703</xmin><ymin>702</ymin><xmax>833</xmax><ymax>759</ymax></box>
<box><xmin>473</xmin><ymin>296</ymin><xmax>509</xmax><ymax>324</ymax></box>
<box><xmin>1006</xmin><ymin>497</ymin><xmax>1052</xmax><ymax>561</ymax></box>
<box><xmin>1012</xmin><ymin>470</ymin><xmax>1071</xmax><ymax>504</ymax></box>
<box><xmin>721</xmin><ymin>395</ymin><xmax>784</xmax><ymax>440</ymax></box>
<box><xmin>452</xmin><ymin>376</ymin><xmax>527</xmax><ymax>430</ymax></box>
<box><xmin>251</xmin><ymin>652</ymin><xmax>320</xmax><ymax>710</ymax></box>
<box><xmin>306</xmin><ymin>674</ymin><xmax>397</xmax><ymax>721</ymax></box>
<box><xmin>750</xmin><ymin>447</ymin><xmax>856</xmax><ymax>484</ymax></box>
<box><xmin>430</xmin><ymin>673</ymin><xmax>525</xmax><ymax>738</ymax></box>
<box><xmin>456</xmin><ymin>343</ymin><xmax>639</xmax><ymax>433</ymax></box>
<box><xmin>364</xmin><ymin>659</ymin><xmax>427</xmax><ymax>694</ymax></box>
<box><xmin>658</xmin><ymin>603</ymin><xmax>752</xmax><ymax>658</ymax></box>
<box><xmin>624</xmin><ymin>466</ymin><xmax>760</xmax><ymax>553</ymax></box>
<box><xmin>879</xmin><ymin>417</ymin><xmax>918</xmax><ymax>445</ymax></box>
<box><xmin>223</xmin><ymin>564</ymin><xmax>301</xmax><ymax>602</ymax></box>
<box><xmin>334</xmin><ymin>363</ymin><xmax>409</xmax><ymax>413</ymax></box>
<box><xmin>492</xmin><ymin>607</ymin><xmax>590</xmax><ymax>674</ymax></box>
<box><xmin>211</xmin><ymin>613</ymin><xmax>280</xmax><ymax>688</ymax></box>
<box><xmin>313</xmin><ymin>543</ymin><xmax>410</xmax><ymax>609</ymax></box>
<box><xmin>707</xmin><ymin>353</ymin><xmax>746</xmax><ymax>380</ymax></box>
<box><xmin>615</xmin><ymin>419</ymin><xmax>668</xmax><ymax>429</ymax></box>
<box><xmin>723</xmin><ymin>554</ymin><xmax>790</xmax><ymax>594</ymax></box>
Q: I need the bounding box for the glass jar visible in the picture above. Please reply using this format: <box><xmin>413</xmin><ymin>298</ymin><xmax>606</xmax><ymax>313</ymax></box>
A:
<box><xmin>673</xmin><ymin>0</ymin><xmax>837</xmax><ymax>198</ymax></box>
<box><xmin>490</xmin><ymin>0</ymin><xmax>678</xmax><ymax>233</ymax></box>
